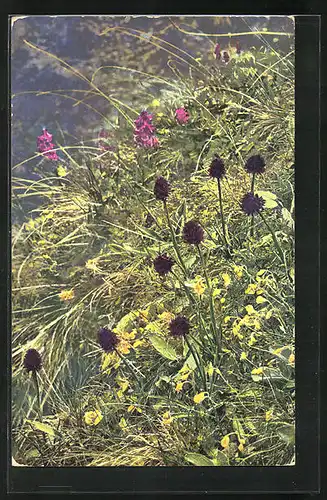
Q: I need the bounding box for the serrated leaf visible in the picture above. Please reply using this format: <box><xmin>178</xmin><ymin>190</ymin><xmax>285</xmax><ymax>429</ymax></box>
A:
<box><xmin>26</xmin><ymin>420</ymin><xmax>55</xmax><ymax>437</ymax></box>
<box><xmin>184</xmin><ymin>452</ymin><xmax>215</xmax><ymax>466</ymax></box>
<box><xmin>148</xmin><ymin>334</ymin><xmax>178</xmax><ymax>361</ymax></box>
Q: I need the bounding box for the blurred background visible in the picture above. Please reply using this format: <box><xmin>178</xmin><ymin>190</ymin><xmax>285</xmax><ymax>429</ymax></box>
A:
<box><xmin>11</xmin><ymin>15</ymin><xmax>294</xmax><ymax>214</ymax></box>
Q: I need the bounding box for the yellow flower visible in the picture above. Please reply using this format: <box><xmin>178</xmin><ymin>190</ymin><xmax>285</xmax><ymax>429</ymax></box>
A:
<box><xmin>256</xmin><ymin>288</ymin><xmax>265</xmax><ymax>295</ymax></box>
<box><xmin>162</xmin><ymin>411</ymin><xmax>173</xmax><ymax>425</ymax></box>
<box><xmin>117</xmin><ymin>340</ymin><xmax>131</xmax><ymax>355</ymax></box>
<box><xmin>159</xmin><ymin>311</ymin><xmax>175</xmax><ymax>323</ymax></box>
<box><xmin>238</xmin><ymin>443</ymin><xmax>244</xmax><ymax>452</ymax></box>
<box><xmin>119</xmin><ymin>417</ymin><xmax>128</xmax><ymax>431</ymax></box>
<box><xmin>265</xmin><ymin>310</ymin><xmax>273</xmax><ymax>320</ymax></box>
<box><xmin>157</xmin><ymin>112</ymin><xmax>164</xmax><ymax>118</ymax></box>
<box><xmin>193</xmin><ymin>392</ymin><xmax>208</xmax><ymax>404</ymax></box>
<box><xmin>288</xmin><ymin>353</ymin><xmax>295</xmax><ymax>365</ymax></box>
<box><xmin>245</xmin><ymin>305</ymin><xmax>256</xmax><ymax>315</ymax></box>
<box><xmin>265</xmin><ymin>409</ymin><xmax>274</xmax><ymax>422</ymax></box>
<box><xmin>133</xmin><ymin>339</ymin><xmax>146</xmax><ymax>349</ymax></box>
<box><xmin>248</xmin><ymin>333</ymin><xmax>257</xmax><ymax>346</ymax></box>
<box><xmin>120</xmin><ymin>331</ymin><xmax>136</xmax><ymax>341</ymax></box>
<box><xmin>222</xmin><ymin>273</ymin><xmax>231</xmax><ymax>287</ymax></box>
<box><xmin>224</xmin><ymin>316</ymin><xmax>231</xmax><ymax>324</ymax></box>
<box><xmin>84</xmin><ymin>409</ymin><xmax>103</xmax><ymax>426</ymax></box>
<box><xmin>220</xmin><ymin>435</ymin><xmax>230</xmax><ymax>448</ymax></box>
<box><xmin>175</xmin><ymin>381</ymin><xmax>185</xmax><ymax>393</ymax></box>
<box><xmin>251</xmin><ymin>367</ymin><xmax>263</xmax><ymax>375</ymax></box>
<box><xmin>59</xmin><ymin>289</ymin><xmax>75</xmax><ymax>301</ymax></box>
<box><xmin>256</xmin><ymin>296</ymin><xmax>267</xmax><ymax>304</ymax></box>
<box><xmin>232</xmin><ymin>321</ymin><xmax>243</xmax><ymax>340</ymax></box>
<box><xmin>117</xmin><ymin>378</ymin><xmax>129</xmax><ymax>393</ymax></box>
<box><xmin>127</xmin><ymin>405</ymin><xmax>142</xmax><ymax>414</ymax></box>
<box><xmin>233</xmin><ymin>265</ymin><xmax>243</xmax><ymax>279</ymax></box>
<box><xmin>56</xmin><ymin>165</ymin><xmax>67</xmax><ymax>177</ymax></box>
<box><xmin>220</xmin><ymin>297</ymin><xmax>226</xmax><ymax>304</ymax></box>
<box><xmin>245</xmin><ymin>283</ymin><xmax>257</xmax><ymax>295</ymax></box>
<box><xmin>240</xmin><ymin>352</ymin><xmax>247</xmax><ymax>361</ymax></box>
<box><xmin>193</xmin><ymin>277</ymin><xmax>206</xmax><ymax>297</ymax></box>
<box><xmin>151</xmin><ymin>99</ymin><xmax>160</xmax><ymax>107</ymax></box>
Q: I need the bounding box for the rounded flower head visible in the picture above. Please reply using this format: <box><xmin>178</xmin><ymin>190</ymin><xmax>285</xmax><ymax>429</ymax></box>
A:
<box><xmin>23</xmin><ymin>348</ymin><xmax>42</xmax><ymax>373</ymax></box>
<box><xmin>209</xmin><ymin>156</ymin><xmax>226</xmax><ymax>180</ymax></box>
<box><xmin>245</xmin><ymin>155</ymin><xmax>266</xmax><ymax>175</ymax></box>
<box><xmin>98</xmin><ymin>327</ymin><xmax>119</xmax><ymax>352</ymax></box>
<box><xmin>222</xmin><ymin>51</ymin><xmax>230</xmax><ymax>64</ymax></box>
<box><xmin>175</xmin><ymin>107</ymin><xmax>190</xmax><ymax>125</ymax></box>
<box><xmin>169</xmin><ymin>316</ymin><xmax>190</xmax><ymax>337</ymax></box>
<box><xmin>183</xmin><ymin>220</ymin><xmax>204</xmax><ymax>245</ymax></box>
<box><xmin>153</xmin><ymin>254</ymin><xmax>174</xmax><ymax>276</ymax></box>
<box><xmin>241</xmin><ymin>193</ymin><xmax>265</xmax><ymax>216</ymax></box>
<box><xmin>154</xmin><ymin>176</ymin><xmax>170</xmax><ymax>201</ymax></box>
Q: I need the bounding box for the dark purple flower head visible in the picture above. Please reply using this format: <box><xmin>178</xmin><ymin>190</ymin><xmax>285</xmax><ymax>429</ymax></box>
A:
<box><xmin>37</xmin><ymin>128</ymin><xmax>59</xmax><ymax>161</ymax></box>
<box><xmin>23</xmin><ymin>348</ymin><xmax>42</xmax><ymax>373</ymax></box>
<box><xmin>245</xmin><ymin>155</ymin><xmax>266</xmax><ymax>175</ymax></box>
<box><xmin>214</xmin><ymin>43</ymin><xmax>221</xmax><ymax>60</ymax></box>
<box><xmin>154</xmin><ymin>176</ymin><xmax>170</xmax><ymax>201</ymax></box>
<box><xmin>183</xmin><ymin>220</ymin><xmax>204</xmax><ymax>245</ymax></box>
<box><xmin>153</xmin><ymin>254</ymin><xmax>174</xmax><ymax>276</ymax></box>
<box><xmin>169</xmin><ymin>316</ymin><xmax>190</xmax><ymax>337</ymax></box>
<box><xmin>222</xmin><ymin>51</ymin><xmax>230</xmax><ymax>64</ymax></box>
<box><xmin>241</xmin><ymin>192</ymin><xmax>265</xmax><ymax>216</ymax></box>
<box><xmin>209</xmin><ymin>156</ymin><xmax>226</xmax><ymax>180</ymax></box>
<box><xmin>98</xmin><ymin>327</ymin><xmax>119</xmax><ymax>352</ymax></box>
<box><xmin>175</xmin><ymin>107</ymin><xmax>190</xmax><ymax>125</ymax></box>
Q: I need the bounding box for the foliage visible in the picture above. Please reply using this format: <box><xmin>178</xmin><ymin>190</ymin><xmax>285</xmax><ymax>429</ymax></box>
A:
<box><xmin>12</xmin><ymin>19</ymin><xmax>295</xmax><ymax>468</ymax></box>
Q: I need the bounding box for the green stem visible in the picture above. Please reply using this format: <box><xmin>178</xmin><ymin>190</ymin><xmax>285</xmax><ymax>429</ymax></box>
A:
<box><xmin>32</xmin><ymin>371</ymin><xmax>42</xmax><ymax>422</ymax></box>
<box><xmin>196</xmin><ymin>245</ymin><xmax>221</xmax><ymax>354</ymax></box>
<box><xmin>163</xmin><ymin>200</ymin><xmax>188</xmax><ymax>276</ymax></box>
<box><xmin>114</xmin><ymin>348</ymin><xmax>141</xmax><ymax>386</ymax></box>
<box><xmin>250</xmin><ymin>173</ymin><xmax>255</xmax><ymax>237</ymax></box>
<box><xmin>259</xmin><ymin>212</ymin><xmax>284</xmax><ymax>263</ymax></box>
<box><xmin>217</xmin><ymin>178</ymin><xmax>228</xmax><ymax>247</ymax></box>
<box><xmin>184</xmin><ymin>335</ymin><xmax>207</xmax><ymax>391</ymax></box>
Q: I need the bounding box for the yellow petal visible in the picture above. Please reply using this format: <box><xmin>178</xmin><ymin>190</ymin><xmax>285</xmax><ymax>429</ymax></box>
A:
<box><xmin>222</xmin><ymin>273</ymin><xmax>231</xmax><ymax>287</ymax></box>
<box><xmin>245</xmin><ymin>305</ymin><xmax>256</xmax><ymax>315</ymax></box>
<box><xmin>220</xmin><ymin>435</ymin><xmax>230</xmax><ymax>448</ymax></box>
<box><xmin>240</xmin><ymin>352</ymin><xmax>247</xmax><ymax>361</ymax></box>
<box><xmin>193</xmin><ymin>392</ymin><xmax>207</xmax><ymax>404</ymax></box>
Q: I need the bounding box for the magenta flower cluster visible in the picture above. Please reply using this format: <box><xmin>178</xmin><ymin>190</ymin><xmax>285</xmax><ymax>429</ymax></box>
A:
<box><xmin>37</xmin><ymin>128</ymin><xmax>59</xmax><ymax>161</ymax></box>
<box><xmin>175</xmin><ymin>107</ymin><xmax>190</xmax><ymax>125</ymax></box>
<box><xmin>134</xmin><ymin>110</ymin><xmax>159</xmax><ymax>148</ymax></box>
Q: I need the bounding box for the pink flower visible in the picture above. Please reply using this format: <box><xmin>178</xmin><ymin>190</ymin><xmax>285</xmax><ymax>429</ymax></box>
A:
<box><xmin>214</xmin><ymin>43</ymin><xmax>221</xmax><ymax>60</ymax></box>
<box><xmin>98</xmin><ymin>128</ymin><xmax>115</xmax><ymax>151</ymax></box>
<box><xmin>175</xmin><ymin>107</ymin><xmax>190</xmax><ymax>125</ymax></box>
<box><xmin>37</xmin><ymin>128</ymin><xmax>59</xmax><ymax>161</ymax></box>
<box><xmin>134</xmin><ymin>110</ymin><xmax>159</xmax><ymax>148</ymax></box>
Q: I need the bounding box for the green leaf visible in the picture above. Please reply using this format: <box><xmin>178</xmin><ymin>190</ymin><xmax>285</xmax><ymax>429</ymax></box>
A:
<box><xmin>232</xmin><ymin>416</ymin><xmax>245</xmax><ymax>440</ymax></box>
<box><xmin>281</xmin><ymin>207</ymin><xmax>294</xmax><ymax>230</ymax></box>
<box><xmin>184</xmin><ymin>452</ymin><xmax>215</xmax><ymax>466</ymax></box>
<box><xmin>212</xmin><ymin>450</ymin><xmax>229</xmax><ymax>466</ymax></box>
<box><xmin>26</xmin><ymin>420</ymin><xmax>55</xmax><ymax>437</ymax></box>
<box><xmin>276</xmin><ymin>423</ymin><xmax>295</xmax><ymax>445</ymax></box>
<box><xmin>148</xmin><ymin>334</ymin><xmax>178</xmax><ymax>361</ymax></box>
<box><xmin>184</xmin><ymin>255</ymin><xmax>197</xmax><ymax>269</ymax></box>
<box><xmin>256</xmin><ymin>190</ymin><xmax>278</xmax><ymax>209</ymax></box>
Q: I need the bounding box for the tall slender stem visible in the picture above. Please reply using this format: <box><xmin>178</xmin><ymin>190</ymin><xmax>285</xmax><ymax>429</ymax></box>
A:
<box><xmin>32</xmin><ymin>371</ymin><xmax>42</xmax><ymax>422</ymax></box>
<box><xmin>250</xmin><ymin>173</ymin><xmax>255</xmax><ymax>237</ymax></box>
<box><xmin>114</xmin><ymin>348</ymin><xmax>141</xmax><ymax>385</ymax></box>
<box><xmin>259</xmin><ymin>212</ymin><xmax>284</xmax><ymax>263</ymax></box>
<box><xmin>196</xmin><ymin>245</ymin><xmax>221</xmax><ymax>354</ymax></box>
<box><xmin>163</xmin><ymin>200</ymin><xmax>187</xmax><ymax>276</ymax></box>
<box><xmin>217</xmin><ymin>178</ymin><xmax>228</xmax><ymax>246</ymax></box>
<box><xmin>184</xmin><ymin>335</ymin><xmax>207</xmax><ymax>391</ymax></box>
